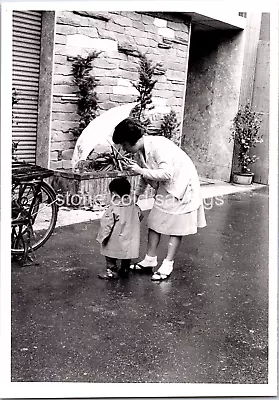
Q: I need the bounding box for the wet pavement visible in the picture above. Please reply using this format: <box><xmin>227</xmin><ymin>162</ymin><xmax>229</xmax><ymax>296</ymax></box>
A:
<box><xmin>11</xmin><ymin>186</ymin><xmax>269</xmax><ymax>383</ymax></box>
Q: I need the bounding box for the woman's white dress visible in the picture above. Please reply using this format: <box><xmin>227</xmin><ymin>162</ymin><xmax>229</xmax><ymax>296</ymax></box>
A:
<box><xmin>135</xmin><ymin>135</ymin><xmax>206</xmax><ymax>236</ymax></box>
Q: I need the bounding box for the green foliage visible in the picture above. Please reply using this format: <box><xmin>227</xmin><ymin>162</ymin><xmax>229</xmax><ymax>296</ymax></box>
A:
<box><xmin>158</xmin><ymin>109</ymin><xmax>180</xmax><ymax>143</ymax></box>
<box><xmin>230</xmin><ymin>103</ymin><xmax>263</xmax><ymax>173</ymax></box>
<box><xmin>76</xmin><ymin>146</ymin><xmax>132</xmax><ymax>173</ymax></box>
<box><xmin>71</xmin><ymin>51</ymin><xmax>101</xmax><ymax>137</ymax></box>
<box><xmin>130</xmin><ymin>51</ymin><xmax>158</xmax><ymax>126</ymax></box>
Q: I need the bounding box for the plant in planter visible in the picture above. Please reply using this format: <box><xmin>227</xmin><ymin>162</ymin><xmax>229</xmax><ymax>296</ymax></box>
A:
<box><xmin>53</xmin><ymin>51</ymin><xmax>162</xmax><ymax>209</ymax></box>
<box><xmin>230</xmin><ymin>103</ymin><xmax>263</xmax><ymax>185</ymax></box>
<box><xmin>76</xmin><ymin>145</ymin><xmax>132</xmax><ymax>173</ymax></box>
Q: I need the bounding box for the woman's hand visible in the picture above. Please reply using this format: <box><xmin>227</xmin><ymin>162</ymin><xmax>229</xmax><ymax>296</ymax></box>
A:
<box><xmin>122</xmin><ymin>159</ymin><xmax>143</xmax><ymax>175</ymax></box>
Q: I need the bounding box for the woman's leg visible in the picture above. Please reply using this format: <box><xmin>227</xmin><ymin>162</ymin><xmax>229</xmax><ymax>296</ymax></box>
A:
<box><xmin>133</xmin><ymin>229</ymin><xmax>160</xmax><ymax>270</ymax></box>
<box><xmin>151</xmin><ymin>235</ymin><xmax>182</xmax><ymax>281</ymax></box>
<box><xmin>165</xmin><ymin>235</ymin><xmax>182</xmax><ymax>261</ymax></box>
<box><xmin>147</xmin><ymin>228</ymin><xmax>161</xmax><ymax>257</ymax></box>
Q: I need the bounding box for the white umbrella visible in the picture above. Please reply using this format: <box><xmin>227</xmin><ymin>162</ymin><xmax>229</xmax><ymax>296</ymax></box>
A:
<box><xmin>71</xmin><ymin>102</ymin><xmax>137</xmax><ymax>170</ymax></box>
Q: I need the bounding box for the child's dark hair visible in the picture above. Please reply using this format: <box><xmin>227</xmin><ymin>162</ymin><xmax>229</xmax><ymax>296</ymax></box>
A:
<box><xmin>109</xmin><ymin>177</ymin><xmax>131</xmax><ymax>197</ymax></box>
<box><xmin>113</xmin><ymin>117</ymin><xmax>145</xmax><ymax>146</ymax></box>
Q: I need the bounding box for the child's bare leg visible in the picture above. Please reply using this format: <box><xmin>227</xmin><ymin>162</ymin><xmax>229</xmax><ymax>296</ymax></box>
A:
<box><xmin>147</xmin><ymin>228</ymin><xmax>161</xmax><ymax>257</ymax></box>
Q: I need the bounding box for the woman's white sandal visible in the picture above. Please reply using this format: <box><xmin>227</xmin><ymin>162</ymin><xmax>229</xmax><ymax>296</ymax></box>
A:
<box><xmin>151</xmin><ymin>260</ymin><xmax>173</xmax><ymax>281</ymax></box>
<box><xmin>130</xmin><ymin>256</ymin><xmax>157</xmax><ymax>272</ymax></box>
<box><xmin>151</xmin><ymin>271</ymin><xmax>170</xmax><ymax>281</ymax></box>
<box><xmin>130</xmin><ymin>263</ymin><xmax>156</xmax><ymax>273</ymax></box>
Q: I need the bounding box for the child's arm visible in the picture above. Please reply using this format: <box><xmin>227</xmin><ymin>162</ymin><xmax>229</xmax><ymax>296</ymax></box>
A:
<box><xmin>133</xmin><ymin>175</ymin><xmax>150</xmax><ymax>202</ymax></box>
<box><xmin>96</xmin><ymin>207</ymin><xmax>117</xmax><ymax>244</ymax></box>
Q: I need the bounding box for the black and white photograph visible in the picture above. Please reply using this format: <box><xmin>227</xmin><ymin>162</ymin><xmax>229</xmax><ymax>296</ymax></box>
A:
<box><xmin>0</xmin><ymin>1</ymin><xmax>278</xmax><ymax>398</ymax></box>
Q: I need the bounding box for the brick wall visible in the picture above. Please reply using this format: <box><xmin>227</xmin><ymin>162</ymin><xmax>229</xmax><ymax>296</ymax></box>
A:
<box><xmin>50</xmin><ymin>11</ymin><xmax>190</xmax><ymax>170</ymax></box>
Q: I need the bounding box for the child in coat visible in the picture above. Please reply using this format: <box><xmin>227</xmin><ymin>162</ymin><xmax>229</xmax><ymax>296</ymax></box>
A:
<box><xmin>96</xmin><ymin>177</ymin><xmax>143</xmax><ymax>279</ymax></box>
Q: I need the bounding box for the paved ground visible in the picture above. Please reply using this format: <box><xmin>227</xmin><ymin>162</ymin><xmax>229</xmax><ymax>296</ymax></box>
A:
<box><xmin>11</xmin><ymin>186</ymin><xmax>269</xmax><ymax>384</ymax></box>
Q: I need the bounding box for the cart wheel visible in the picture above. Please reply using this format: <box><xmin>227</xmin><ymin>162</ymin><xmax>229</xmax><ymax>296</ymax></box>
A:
<box><xmin>11</xmin><ymin>229</ymin><xmax>28</xmax><ymax>265</ymax></box>
<box><xmin>11</xmin><ymin>181</ymin><xmax>58</xmax><ymax>255</ymax></box>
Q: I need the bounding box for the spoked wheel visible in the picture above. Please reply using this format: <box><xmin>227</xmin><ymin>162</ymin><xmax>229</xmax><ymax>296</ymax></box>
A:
<box><xmin>11</xmin><ymin>225</ymin><xmax>28</xmax><ymax>263</ymax></box>
<box><xmin>11</xmin><ymin>181</ymin><xmax>58</xmax><ymax>255</ymax></box>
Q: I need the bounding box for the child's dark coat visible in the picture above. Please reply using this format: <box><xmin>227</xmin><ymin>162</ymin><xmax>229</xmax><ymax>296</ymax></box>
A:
<box><xmin>97</xmin><ymin>200</ymin><xmax>142</xmax><ymax>259</ymax></box>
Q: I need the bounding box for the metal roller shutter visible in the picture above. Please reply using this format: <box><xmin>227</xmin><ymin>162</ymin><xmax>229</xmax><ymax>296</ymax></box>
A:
<box><xmin>12</xmin><ymin>10</ymin><xmax>42</xmax><ymax>163</ymax></box>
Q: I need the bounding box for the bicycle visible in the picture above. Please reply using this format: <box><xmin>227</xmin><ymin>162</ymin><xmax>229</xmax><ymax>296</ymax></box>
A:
<box><xmin>12</xmin><ymin>161</ymin><xmax>59</xmax><ymax>264</ymax></box>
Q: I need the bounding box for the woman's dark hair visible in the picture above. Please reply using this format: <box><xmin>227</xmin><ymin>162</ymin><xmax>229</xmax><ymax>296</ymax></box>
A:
<box><xmin>109</xmin><ymin>177</ymin><xmax>131</xmax><ymax>197</ymax></box>
<box><xmin>113</xmin><ymin>117</ymin><xmax>145</xmax><ymax>145</ymax></box>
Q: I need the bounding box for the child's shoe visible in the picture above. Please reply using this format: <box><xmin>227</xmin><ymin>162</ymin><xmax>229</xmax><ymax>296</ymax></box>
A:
<box><xmin>98</xmin><ymin>268</ymin><xmax>119</xmax><ymax>280</ymax></box>
<box><xmin>118</xmin><ymin>267</ymin><xmax>129</xmax><ymax>278</ymax></box>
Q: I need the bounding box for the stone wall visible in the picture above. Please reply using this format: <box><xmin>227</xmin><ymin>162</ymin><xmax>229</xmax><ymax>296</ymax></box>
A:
<box><xmin>50</xmin><ymin>11</ymin><xmax>190</xmax><ymax>170</ymax></box>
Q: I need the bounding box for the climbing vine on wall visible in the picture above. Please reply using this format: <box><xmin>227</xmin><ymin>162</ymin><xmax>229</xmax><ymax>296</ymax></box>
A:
<box><xmin>71</xmin><ymin>51</ymin><xmax>101</xmax><ymax>137</ymax></box>
<box><xmin>158</xmin><ymin>109</ymin><xmax>180</xmax><ymax>145</ymax></box>
<box><xmin>130</xmin><ymin>51</ymin><xmax>158</xmax><ymax>126</ymax></box>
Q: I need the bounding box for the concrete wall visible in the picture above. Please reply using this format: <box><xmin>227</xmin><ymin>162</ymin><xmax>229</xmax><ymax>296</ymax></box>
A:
<box><xmin>36</xmin><ymin>11</ymin><xmax>56</xmax><ymax>168</ymax></box>
<box><xmin>230</xmin><ymin>13</ymin><xmax>269</xmax><ymax>184</ymax></box>
<box><xmin>50</xmin><ymin>11</ymin><xmax>190</xmax><ymax>170</ymax></box>
<box><xmin>181</xmin><ymin>29</ymin><xmax>245</xmax><ymax>181</ymax></box>
<box><xmin>249</xmin><ymin>13</ymin><xmax>270</xmax><ymax>184</ymax></box>
<box><xmin>237</xmin><ymin>13</ymin><xmax>262</xmax><ymax>107</ymax></box>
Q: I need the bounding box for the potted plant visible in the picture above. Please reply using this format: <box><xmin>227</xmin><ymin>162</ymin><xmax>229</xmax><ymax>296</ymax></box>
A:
<box><xmin>230</xmin><ymin>103</ymin><xmax>263</xmax><ymax>185</ymax></box>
